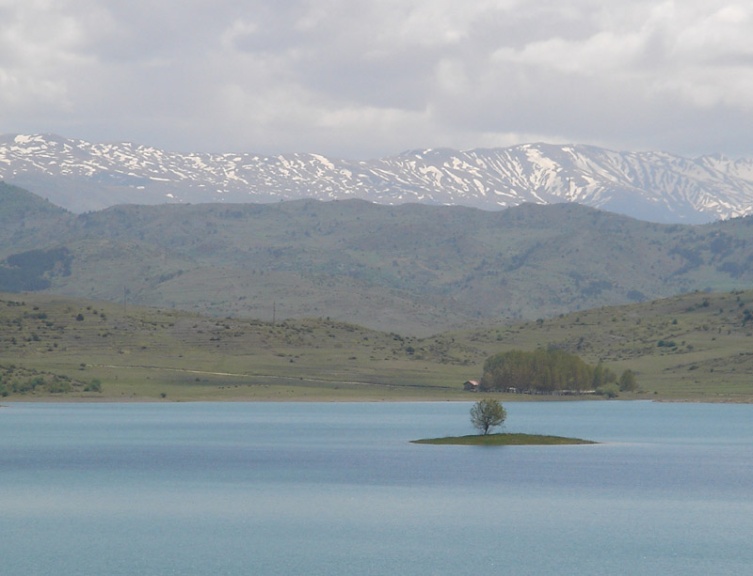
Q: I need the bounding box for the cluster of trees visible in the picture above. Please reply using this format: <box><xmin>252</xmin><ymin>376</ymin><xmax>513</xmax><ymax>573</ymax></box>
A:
<box><xmin>480</xmin><ymin>348</ymin><xmax>637</xmax><ymax>394</ymax></box>
<box><xmin>0</xmin><ymin>247</ymin><xmax>72</xmax><ymax>291</ymax></box>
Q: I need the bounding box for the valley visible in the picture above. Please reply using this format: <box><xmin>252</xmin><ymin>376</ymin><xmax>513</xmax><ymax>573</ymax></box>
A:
<box><xmin>1</xmin><ymin>182</ymin><xmax>752</xmax><ymax>402</ymax></box>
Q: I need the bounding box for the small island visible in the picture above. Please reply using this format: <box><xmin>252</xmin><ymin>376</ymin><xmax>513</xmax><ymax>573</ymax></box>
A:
<box><xmin>411</xmin><ymin>433</ymin><xmax>596</xmax><ymax>446</ymax></box>
<box><xmin>412</xmin><ymin>399</ymin><xmax>597</xmax><ymax>445</ymax></box>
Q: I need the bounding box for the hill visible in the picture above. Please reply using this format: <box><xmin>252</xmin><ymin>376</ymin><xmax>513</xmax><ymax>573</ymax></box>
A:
<box><xmin>2</xmin><ymin>190</ymin><xmax>753</xmax><ymax>335</ymax></box>
<box><xmin>0</xmin><ymin>291</ymin><xmax>478</xmax><ymax>401</ymax></box>
<box><xmin>458</xmin><ymin>289</ymin><xmax>753</xmax><ymax>400</ymax></box>
<box><xmin>0</xmin><ymin>289</ymin><xmax>751</xmax><ymax>401</ymax></box>
<box><xmin>0</xmin><ymin>182</ymin><xmax>72</xmax><ymax>245</ymax></box>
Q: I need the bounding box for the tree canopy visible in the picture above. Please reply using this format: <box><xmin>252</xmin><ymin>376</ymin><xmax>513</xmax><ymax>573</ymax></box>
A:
<box><xmin>470</xmin><ymin>398</ymin><xmax>507</xmax><ymax>435</ymax></box>
<box><xmin>479</xmin><ymin>348</ymin><xmax>634</xmax><ymax>395</ymax></box>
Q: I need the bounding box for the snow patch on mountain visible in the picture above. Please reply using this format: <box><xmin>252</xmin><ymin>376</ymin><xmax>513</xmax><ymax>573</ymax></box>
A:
<box><xmin>1</xmin><ymin>134</ymin><xmax>752</xmax><ymax>222</ymax></box>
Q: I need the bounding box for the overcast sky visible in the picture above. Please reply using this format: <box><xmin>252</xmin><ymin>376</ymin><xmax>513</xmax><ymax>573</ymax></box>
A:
<box><xmin>1</xmin><ymin>0</ymin><xmax>752</xmax><ymax>159</ymax></box>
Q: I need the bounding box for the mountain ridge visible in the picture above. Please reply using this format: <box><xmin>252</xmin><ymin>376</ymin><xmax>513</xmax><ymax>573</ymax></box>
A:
<box><xmin>2</xmin><ymin>186</ymin><xmax>753</xmax><ymax>335</ymax></box>
<box><xmin>2</xmin><ymin>133</ymin><xmax>752</xmax><ymax>222</ymax></box>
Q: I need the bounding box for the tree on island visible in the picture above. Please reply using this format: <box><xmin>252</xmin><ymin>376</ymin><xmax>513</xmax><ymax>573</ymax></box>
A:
<box><xmin>470</xmin><ymin>398</ymin><xmax>507</xmax><ymax>435</ymax></box>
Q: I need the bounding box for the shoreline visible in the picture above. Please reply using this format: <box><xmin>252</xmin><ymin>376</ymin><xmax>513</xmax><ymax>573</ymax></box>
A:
<box><xmin>2</xmin><ymin>394</ymin><xmax>752</xmax><ymax>404</ymax></box>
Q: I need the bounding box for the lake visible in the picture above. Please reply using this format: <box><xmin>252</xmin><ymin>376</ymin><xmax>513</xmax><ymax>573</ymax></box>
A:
<box><xmin>2</xmin><ymin>401</ymin><xmax>752</xmax><ymax>575</ymax></box>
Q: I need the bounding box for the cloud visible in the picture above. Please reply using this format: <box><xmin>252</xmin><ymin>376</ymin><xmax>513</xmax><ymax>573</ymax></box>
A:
<box><xmin>0</xmin><ymin>0</ymin><xmax>752</xmax><ymax>158</ymax></box>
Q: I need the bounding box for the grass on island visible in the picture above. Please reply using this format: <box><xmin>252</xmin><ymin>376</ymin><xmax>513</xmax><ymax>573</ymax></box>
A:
<box><xmin>411</xmin><ymin>433</ymin><xmax>597</xmax><ymax>446</ymax></box>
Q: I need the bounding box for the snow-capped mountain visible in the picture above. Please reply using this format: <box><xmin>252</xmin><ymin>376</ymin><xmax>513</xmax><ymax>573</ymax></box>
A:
<box><xmin>1</xmin><ymin>133</ymin><xmax>752</xmax><ymax>222</ymax></box>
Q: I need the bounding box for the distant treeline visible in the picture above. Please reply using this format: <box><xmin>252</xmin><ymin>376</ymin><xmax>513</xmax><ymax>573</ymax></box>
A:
<box><xmin>480</xmin><ymin>349</ymin><xmax>636</xmax><ymax>394</ymax></box>
<box><xmin>0</xmin><ymin>247</ymin><xmax>72</xmax><ymax>291</ymax></box>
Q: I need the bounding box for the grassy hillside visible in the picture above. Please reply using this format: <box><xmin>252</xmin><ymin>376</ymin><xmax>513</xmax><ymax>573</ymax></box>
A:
<box><xmin>0</xmin><ymin>182</ymin><xmax>72</xmax><ymax>248</ymax></box>
<box><xmin>0</xmin><ymin>292</ymin><xmax>480</xmax><ymax>401</ymax></box>
<box><xmin>456</xmin><ymin>289</ymin><xmax>753</xmax><ymax>400</ymax></box>
<box><xmin>2</xmin><ymin>190</ymin><xmax>753</xmax><ymax>335</ymax></box>
<box><xmin>1</xmin><ymin>289</ymin><xmax>751</xmax><ymax>401</ymax></box>
<box><xmin>67</xmin><ymin>201</ymin><xmax>753</xmax><ymax>331</ymax></box>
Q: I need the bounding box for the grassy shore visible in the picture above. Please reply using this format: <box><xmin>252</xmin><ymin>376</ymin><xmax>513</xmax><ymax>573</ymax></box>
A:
<box><xmin>411</xmin><ymin>433</ymin><xmax>597</xmax><ymax>445</ymax></box>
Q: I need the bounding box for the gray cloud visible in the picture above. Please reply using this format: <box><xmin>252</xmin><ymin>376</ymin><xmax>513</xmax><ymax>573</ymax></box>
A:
<box><xmin>1</xmin><ymin>0</ymin><xmax>752</xmax><ymax>159</ymax></box>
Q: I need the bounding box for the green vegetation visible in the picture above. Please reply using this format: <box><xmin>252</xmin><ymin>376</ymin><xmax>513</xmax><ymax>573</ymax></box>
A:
<box><xmin>470</xmin><ymin>398</ymin><xmax>507</xmax><ymax>434</ymax></box>
<box><xmin>0</xmin><ymin>287</ymin><xmax>752</xmax><ymax>401</ymax></box>
<box><xmin>0</xmin><ymin>292</ymin><xmax>477</xmax><ymax>401</ymax></box>
<box><xmin>3</xmin><ymin>186</ymin><xmax>753</xmax><ymax>336</ymax></box>
<box><xmin>411</xmin><ymin>433</ymin><xmax>596</xmax><ymax>446</ymax></box>
<box><xmin>0</xmin><ymin>182</ymin><xmax>71</xmax><ymax>251</ymax></box>
<box><xmin>479</xmin><ymin>348</ymin><xmax>635</xmax><ymax>395</ymax></box>
<box><xmin>2</xmin><ymin>185</ymin><xmax>751</xmax><ymax>402</ymax></box>
<box><xmin>461</xmin><ymin>289</ymin><xmax>753</xmax><ymax>401</ymax></box>
<box><xmin>0</xmin><ymin>364</ymin><xmax>94</xmax><ymax>397</ymax></box>
<box><xmin>0</xmin><ymin>247</ymin><xmax>72</xmax><ymax>291</ymax></box>
<box><xmin>413</xmin><ymin>398</ymin><xmax>593</xmax><ymax>445</ymax></box>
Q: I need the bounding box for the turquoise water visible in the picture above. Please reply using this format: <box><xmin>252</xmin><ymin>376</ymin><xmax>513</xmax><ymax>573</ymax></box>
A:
<box><xmin>2</xmin><ymin>401</ymin><xmax>752</xmax><ymax>575</ymax></box>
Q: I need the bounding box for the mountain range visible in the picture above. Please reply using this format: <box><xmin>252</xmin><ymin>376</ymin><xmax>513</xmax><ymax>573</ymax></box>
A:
<box><xmin>2</xmin><ymin>134</ymin><xmax>752</xmax><ymax>223</ymax></box>
<box><xmin>2</xmin><ymin>182</ymin><xmax>753</xmax><ymax>335</ymax></box>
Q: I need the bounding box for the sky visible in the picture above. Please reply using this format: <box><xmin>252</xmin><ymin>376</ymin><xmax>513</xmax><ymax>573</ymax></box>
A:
<box><xmin>1</xmin><ymin>0</ymin><xmax>752</xmax><ymax>159</ymax></box>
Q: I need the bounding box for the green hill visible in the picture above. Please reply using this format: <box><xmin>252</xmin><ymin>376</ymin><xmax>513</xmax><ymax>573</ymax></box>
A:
<box><xmin>1</xmin><ymin>289</ymin><xmax>751</xmax><ymax>401</ymax></box>
<box><xmin>2</xmin><ymin>188</ymin><xmax>753</xmax><ymax>335</ymax></box>
<box><xmin>0</xmin><ymin>182</ymin><xmax>72</xmax><ymax>246</ymax></box>
<box><xmin>456</xmin><ymin>288</ymin><xmax>753</xmax><ymax>400</ymax></box>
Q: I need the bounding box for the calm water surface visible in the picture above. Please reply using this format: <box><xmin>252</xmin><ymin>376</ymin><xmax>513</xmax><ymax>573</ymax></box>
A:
<box><xmin>2</xmin><ymin>401</ymin><xmax>752</xmax><ymax>575</ymax></box>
